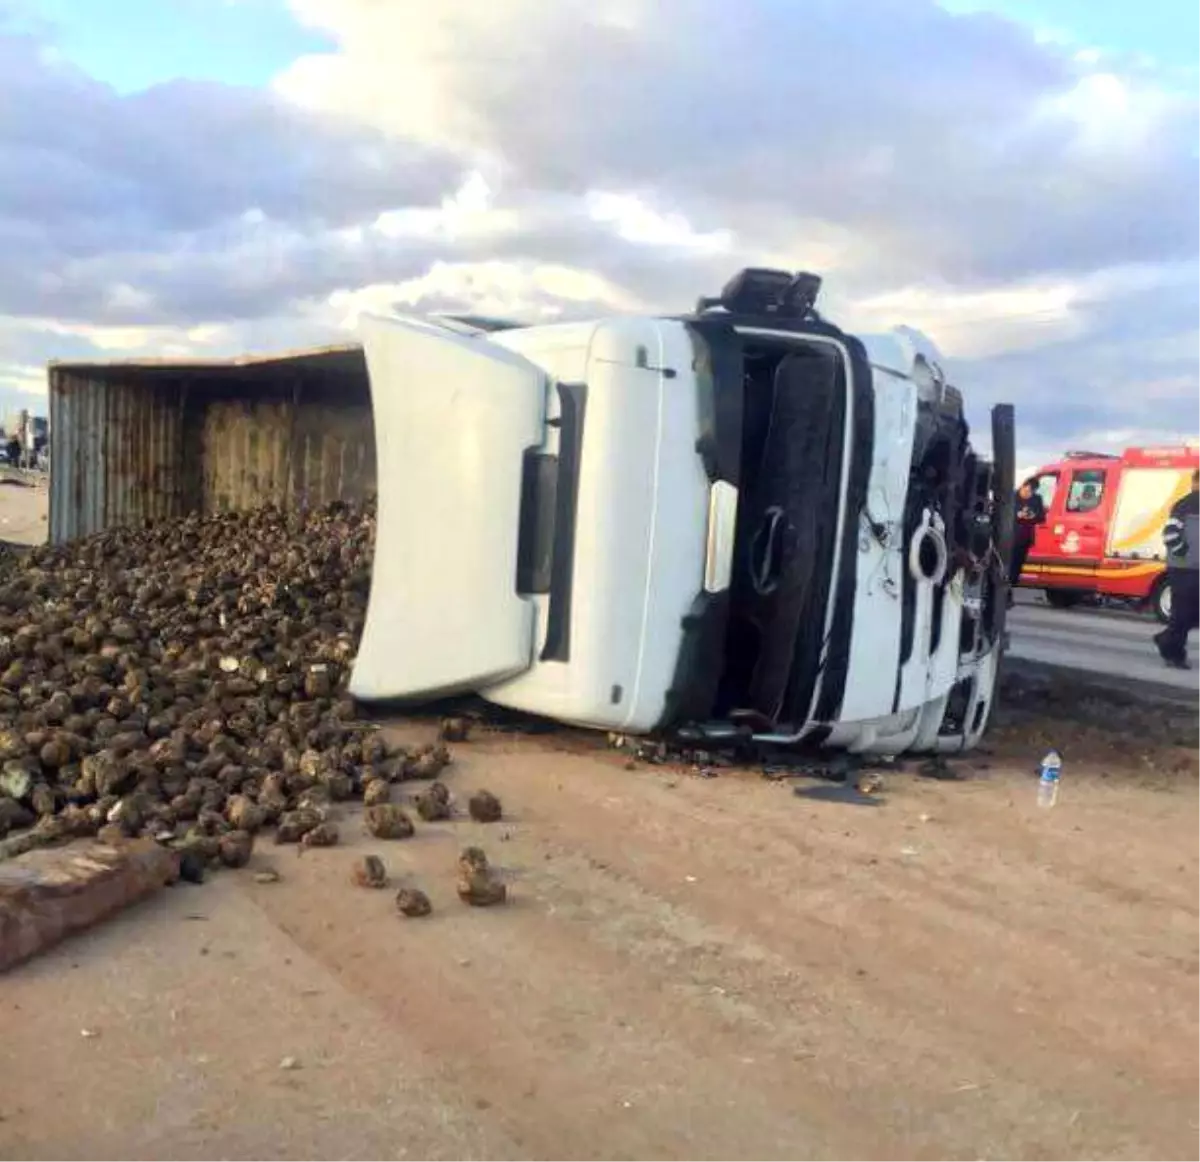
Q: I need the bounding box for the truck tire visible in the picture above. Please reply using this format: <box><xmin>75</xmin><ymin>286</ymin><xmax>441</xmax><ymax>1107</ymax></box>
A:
<box><xmin>1151</xmin><ymin>575</ymin><xmax>1172</xmax><ymax>624</ymax></box>
<box><xmin>1044</xmin><ymin>589</ymin><xmax>1084</xmax><ymax>610</ymax></box>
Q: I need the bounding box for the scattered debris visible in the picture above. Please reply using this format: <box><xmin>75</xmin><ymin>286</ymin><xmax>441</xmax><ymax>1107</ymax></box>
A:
<box><xmin>414</xmin><ymin>781</ymin><xmax>452</xmax><ymax>821</ymax></box>
<box><xmin>856</xmin><ymin>772</ymin><xmax>886</xmax><ymax>796</ymax></box>
<box><xmin>456</xmin><ymin>846</ymin><xmax>506</xmax><ymax>907</ymax></box>
<box><xmin>275</xmin><ymin>809</ymin><xmax>324</xmax><ymax>845</ymax></box>
<box><xmin>918</xmin><ymin>756</ymin><xmax>965</xmax><ymax>781</ymax></box>
<box><xmin>439</xmin><ymin>717</ymin><xmax>471</xmax><ymax>743</ymax></box>
<box><xmin>225</xmin><ymin>795</ymin><xmax>266</xmax><ymax>834</ymax></box>
<box><xmin>178</xmin><ymin>849</ymin><xmax>207</xmax><ymax>884</ymax></box>
<box><xmin>351</xmin><ymin>854</ymin><xmax>387</xmax><ymax>889</ymax></box>
<box><xmin>760</xmin><ymin>765</ymin><xmax>793</xmax><ymax>781</ymax></box>
<box><xmin>0</xmin><ymin>765</ymin><xmax>32</xmax><ymax>802</ymax></box>
<box><xmin>395</xmin><ymin>886</ymin><xmax>433</xmax><ymax>917</ymax></box>
<box><xmin>362</xmin><ymin>778</ymin><xmax>391</xmax><ymax>808</ymax></box>
<box><xmin>80</xmin><ymin>1028</ymin><xmax>98</xmax><ymax>1039</ymax></box>
<box><xmin>252</xmin><ymin>868</ymin><xmax>280</xmax><ymax>885</ymax></box>
<box><xmin>607</xmin><ymin>734</ymin><xmax>738</xmax><ymax>771</ymax></box>
<box><xmin>467</xmin><ymin>789</ymin><xmax>503</xmax><ymax>823</ymax></box>
<box><xmin>300</xmin><ymin>821</ymin><xmax>339</xmax><ymax>849</ymax></box>
<box><xmin>405</xmin><ymin>742</ymin><xmax>452</xmax><ymax>780</ymax></box>
<box><xmin>278</xmin><ymin>1056</ymin><xmax>300</xmax><ymax>1071</ymax></box>
<box><xmin>0</xmin><ymin>796</ymin><xmax>34</xmax><ymax>838</ymax></box>
<box><xmin>364</xmin><ymin>804</ymin><xmax>415</xmax><ymax>840</ymax></box>
<box><xmin>217</xmin><ymin>830</ymin><xmax>254</xmax><ymax>868</ymax></box>
<box><xmin>793</xmin><ymin>783</ymin><xmax>885</xmax><ymax>808</ymax></box>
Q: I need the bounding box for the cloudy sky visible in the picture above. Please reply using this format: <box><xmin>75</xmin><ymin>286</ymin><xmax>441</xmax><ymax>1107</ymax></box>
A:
<box><xmin>1</xmin><ymin>0</ymin><xmax>1196</xmax><ymax>467</ymax></box>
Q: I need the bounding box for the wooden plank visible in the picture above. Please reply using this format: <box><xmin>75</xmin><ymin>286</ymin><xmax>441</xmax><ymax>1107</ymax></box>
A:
<box><xmin>0</xmin><ymin>839</ymin><xmax>179</xmax><ymax>973</ymax></box>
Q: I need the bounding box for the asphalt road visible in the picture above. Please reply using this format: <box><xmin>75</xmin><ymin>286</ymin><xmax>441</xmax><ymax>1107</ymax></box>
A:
<box><xmin>1007</xmin><ymin>593</ymin><xmax>1200</xmax><ymax>693</ymax></box>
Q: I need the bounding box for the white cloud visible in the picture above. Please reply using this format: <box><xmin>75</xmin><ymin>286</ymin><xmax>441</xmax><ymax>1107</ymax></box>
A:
<box><xmin>372</xmin><ymin>171</ymin><xmax>521</xmax><ymax>243</ymax></box>
<box><xmin>1035</xmin><ymin>70</ymin><xmax>1181</xmax><ymax>156</ymax></box>
<box><xmin>0</xmin><ymin>364</ymin><xmax>47</xmax><ymax>395</ymax></box>
<box><xmin>847</xmin><ymin>280</ymin><xmax>1084</xmax><ymax>358</ymax></box>
<box><xmin>328</xmin><ymin>259</ymin><xmax>645</xmax><ymax>328</ymax></box>
<box><xmin>584</xmin><ymin>192</ymin><xmax>734</xmax><ymax>255</ymax></box>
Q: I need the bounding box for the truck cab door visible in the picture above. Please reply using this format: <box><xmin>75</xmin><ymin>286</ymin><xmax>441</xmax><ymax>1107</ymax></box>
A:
<box><xmin>1053</xmin><ymin>466</ymin><xmax>1112</xmax><ymax>569</ymax></box>
<box><xmin>1021</xmin><ymin>471</ymin><xmax>1060</xmax><ymax>581</ymax></box>
<box><xmin>349</xmin><ymin>314</ymin><xmax>549</xmax><ymax>702</ymax></box>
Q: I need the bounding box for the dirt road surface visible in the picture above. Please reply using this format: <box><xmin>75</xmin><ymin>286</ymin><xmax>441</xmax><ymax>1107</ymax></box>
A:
<box><xmin>0</xmin><ymin>473</ymin><xmax>47</xmax><ymax>546</ymax></box>
<box><xmin>2</xmin><ymin>690</ymin><xmax>1197</xmax><ymax>1162</ymax></box>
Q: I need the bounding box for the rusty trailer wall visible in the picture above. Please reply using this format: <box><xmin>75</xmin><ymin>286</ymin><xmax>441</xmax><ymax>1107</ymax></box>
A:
<box><xmin>48</xmin><ymin>345</ymin><xmax>375</xmax><ymax>545</ymax></box>
<box><xmin>197</xmin><ymin>391</ymin><xmax>375</xmax><ymax>514</ymax></box>
<box><xmin>49</xmin><ymin>372</ymin><xmax>187</xmax><ymax>543</ymax></box>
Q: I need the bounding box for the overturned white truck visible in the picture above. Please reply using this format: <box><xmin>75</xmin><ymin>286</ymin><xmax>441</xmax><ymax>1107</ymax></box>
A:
<box><xmin>351</xmin><ymin>268</ymin><xmax>1016</xmax><ymax>754</ymax></box>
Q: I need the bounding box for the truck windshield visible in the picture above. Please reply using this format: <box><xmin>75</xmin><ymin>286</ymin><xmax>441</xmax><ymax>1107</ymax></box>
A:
<box><xmin>1066</xmin><ymin>469</ymin><xmax>1106</xmax><ymax>513</ymax></box>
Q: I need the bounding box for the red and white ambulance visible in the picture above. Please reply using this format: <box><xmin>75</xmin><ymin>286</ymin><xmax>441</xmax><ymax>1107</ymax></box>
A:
<box><xmin>1019</xmin><ymin>443</ymin><xmax>1200</xmax><ymax>621</ymax></box>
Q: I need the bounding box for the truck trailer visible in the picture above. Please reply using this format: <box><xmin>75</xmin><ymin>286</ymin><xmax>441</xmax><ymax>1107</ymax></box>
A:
<box><xmin>47</xmin><ymin>268</ymin><xmax>1016</xmax><ymax>756</ymax></box>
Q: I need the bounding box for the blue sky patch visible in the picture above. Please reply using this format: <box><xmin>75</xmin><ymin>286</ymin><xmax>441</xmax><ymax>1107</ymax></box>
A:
<box><xmin>939</xmin><ymin>0</ymin><xmax>1199</xmax><ymax>71</ymax></box>
<box><xmin>5</xmin><ymin>0</ymin><xmax>333</xmax><ymax>91</ymax></box>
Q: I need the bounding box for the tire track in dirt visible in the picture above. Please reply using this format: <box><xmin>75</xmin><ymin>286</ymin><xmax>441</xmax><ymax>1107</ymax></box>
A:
<box><xmin>443</xmin><ymin>741</ymin><xmax>1197</xmax><ymax>1158</ymax></box>
<box><xmin>244</xmin><ymin>823</ymin><xmax>886</xmax><ymax>1160</ymax></box>
<box><xmin>0</xmin><ymin>880</ymin><xmax>526</xmax><ymax>1160</ymax></box>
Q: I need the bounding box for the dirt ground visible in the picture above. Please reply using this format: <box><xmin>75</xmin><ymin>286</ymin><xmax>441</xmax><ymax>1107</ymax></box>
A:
<box><xmin>1</xmin><ymin>694</ymin><xmax>1196</xmax><ymax>1161</ymax></box>
<box><xmin>0</xmin><ymin>471</ymin><xmax>48</xmax><ymax>547</ymax></box>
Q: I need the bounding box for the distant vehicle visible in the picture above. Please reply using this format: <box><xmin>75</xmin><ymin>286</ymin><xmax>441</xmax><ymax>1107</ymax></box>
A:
<box><xmin>348</xmin><ymin>267</ymin><xmax>1016</xmax><ymax>755</ymax></box>
<box><xmin>1019</xmin><ymin>444</ymin><xmax>1200</xmax><ymax>622</ymax></box>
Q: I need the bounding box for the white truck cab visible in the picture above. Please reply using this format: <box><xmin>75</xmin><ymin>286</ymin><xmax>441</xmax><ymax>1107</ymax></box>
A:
<box><xmin>349</xmin><ymin>268</ymin><xmax>1015</xmax><ymax>755</ymax></box>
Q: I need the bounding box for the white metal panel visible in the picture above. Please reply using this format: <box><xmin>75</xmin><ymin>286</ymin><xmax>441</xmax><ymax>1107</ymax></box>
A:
<box><xmin>857</xmin><ymin>327</ymin><xmax>948</xmax><ymax>404</ymax></box>
<box><xmin>349</xmin><ymin>314</ymin><xmax>545</xmax><ymax>701</ymax></box>
<box><xmin>483</xmin><ymin>318</ymin><xmax>710</xmax><ymax>732</ymax></box>
<box><xmin>836</xmin><ymin>374</ymin><xmax>917</xmax><ymax>722</ymax></box>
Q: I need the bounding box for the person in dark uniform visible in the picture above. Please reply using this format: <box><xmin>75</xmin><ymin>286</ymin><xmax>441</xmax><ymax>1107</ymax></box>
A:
<box><xmin>1154</xmin><ymin>470</ymin><xmax>1200</xmax><ymax>669</ymax></box>
<box><xmin>1009</xmin><ymin>478</ymin><xmax>1046</xmax><ymax>599</ymax></box>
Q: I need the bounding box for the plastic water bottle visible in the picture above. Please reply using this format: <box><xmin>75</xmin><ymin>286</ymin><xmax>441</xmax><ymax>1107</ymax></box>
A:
<box><xmin>1037</xmin><ymin>749</ymin><xmax>1061</xmax><ymax>809</ymax></box>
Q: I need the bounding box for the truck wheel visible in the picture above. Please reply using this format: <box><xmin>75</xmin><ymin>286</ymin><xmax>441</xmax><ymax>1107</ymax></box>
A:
<box><xmin>1151</xmin><ymin>576</ymin><xmax>1172</xmax><ymax>624</ymax></box>
<box><xmin>1044</xmin><ymin>589</ymin><xmax>1084</xmax><ymax>610</ymax></box>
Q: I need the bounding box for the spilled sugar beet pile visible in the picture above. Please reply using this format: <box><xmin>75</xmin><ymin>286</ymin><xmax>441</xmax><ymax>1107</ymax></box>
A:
<box><xmin>0</xmin><ymin>499</ymin><xmax>504</xmax><ymax>901</ymax></box>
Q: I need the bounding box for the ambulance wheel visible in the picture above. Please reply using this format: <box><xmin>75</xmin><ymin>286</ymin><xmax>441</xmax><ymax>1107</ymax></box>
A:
<box><xmin>1044</xmin><ymin>589</ymin><xmax>1084</xmax><ymax>610</ymax></box>
<box><xmin>1151</xmin><ymin>577</ymin><xmax>1172</xmax><ymax>624</ymax></box>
